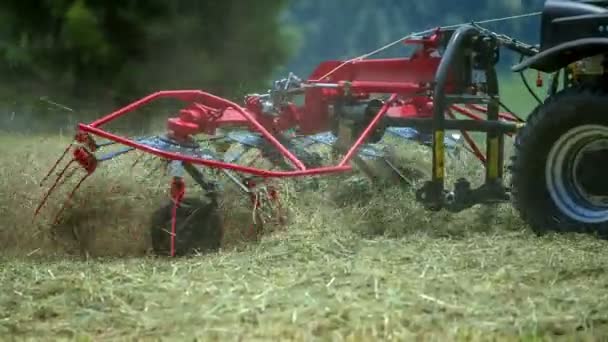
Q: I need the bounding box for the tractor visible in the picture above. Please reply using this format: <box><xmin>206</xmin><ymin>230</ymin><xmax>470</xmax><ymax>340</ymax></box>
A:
<box><xmin>511</xmin><ymin>0</ymin><xmax>608</xmax><ymax>237</ymax></box>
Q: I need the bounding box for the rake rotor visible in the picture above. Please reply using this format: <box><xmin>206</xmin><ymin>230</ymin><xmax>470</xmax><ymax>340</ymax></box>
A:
<box><xmin>34</xmin><ymin>21</ymin><xmax>537</xmax><ymax>256</ymax></box>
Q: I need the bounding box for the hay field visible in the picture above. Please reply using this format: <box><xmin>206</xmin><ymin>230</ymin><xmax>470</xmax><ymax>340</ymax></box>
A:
<box><xmin>1</xmin><ymin>130</ymin><xmax>608</xmax><ymax>341</ymax></box>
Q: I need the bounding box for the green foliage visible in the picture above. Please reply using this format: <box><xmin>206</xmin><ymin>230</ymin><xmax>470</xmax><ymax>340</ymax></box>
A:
<box><xmin>0</xmin><ymin>0</ymin><xmax>294</xmax><ymax>104</ymax></box>
<box><xmin>0</xmin><ymin>0</ymin><xmax>553</xmax><ymax>123</ymax></box>
<box><xmin>2</xmin><ymin>132</ymin><xmax>608</xmax><ymax>340</ymax></box>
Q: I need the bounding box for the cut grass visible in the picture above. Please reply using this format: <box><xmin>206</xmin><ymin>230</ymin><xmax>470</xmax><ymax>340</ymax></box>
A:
<box><xmin>2</xmin><ymin>128</ymin><xmax>608</xmax><ymax>341</ymax></box>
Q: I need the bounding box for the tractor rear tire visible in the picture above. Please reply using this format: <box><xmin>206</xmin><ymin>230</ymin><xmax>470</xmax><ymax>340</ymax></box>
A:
<box><xmin>510</xmin><ymin>85</ymin><xmax>608</xmax><ymax>237</ymax></box>
<box><xmin>149</xmin><ymin>196</ymin><xmax>223</xmax><ymax>256</ymax></box>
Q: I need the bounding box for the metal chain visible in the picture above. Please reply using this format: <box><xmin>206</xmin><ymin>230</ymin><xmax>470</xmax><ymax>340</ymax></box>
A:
<box><xmin>312</xmin><ymin>11</ymin><xmax>542</xmax><ymax>82</ymax></box>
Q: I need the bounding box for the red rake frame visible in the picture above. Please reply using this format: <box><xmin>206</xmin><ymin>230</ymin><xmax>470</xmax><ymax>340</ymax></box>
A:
<box><xmin>34</xmin><ymin>24</ymin><xmax>535</xmax><ymax>256</ymax></box>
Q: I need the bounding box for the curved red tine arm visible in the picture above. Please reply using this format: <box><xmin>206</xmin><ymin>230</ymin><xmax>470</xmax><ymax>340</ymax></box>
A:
<box><xmin>88</xmin><ymin>90</ymin><xmax>307</xmax><ymax>171</ymax></box>
<box><xmin>338</xmin><ymin>93</ymin><xmax>398</xmax><ymax>167</ymax></box>
<box><xmin>78</xmin><ymin>123</ymin><xmax>352</xmax><ymax>178</ymax></box>
<box><xmin>170</xmin><ymin>176</ymin><xmax>186</xmax><ymax>257</ymax></box>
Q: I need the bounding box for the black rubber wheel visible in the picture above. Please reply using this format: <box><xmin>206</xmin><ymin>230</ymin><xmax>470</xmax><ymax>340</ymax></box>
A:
<box><xmin>510</xmin><ymin>85</ymin><xmax>608</xmax><ymax>237</ymax></box>
<box><xmin>149</xmin><ymin>196</ymin><xmax>223</xmax><ymax>256</ymax></box>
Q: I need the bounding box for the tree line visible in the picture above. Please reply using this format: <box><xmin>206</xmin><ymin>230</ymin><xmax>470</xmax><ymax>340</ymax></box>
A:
<box><xmin>0</xmin><ymin>0</ymin><xmax>545</xmax><ymax>109</ymax></box>
<box><xmin>0</xmin><ymin>0</ymin><xmax>295</xmax><ymax>105</ymax></box>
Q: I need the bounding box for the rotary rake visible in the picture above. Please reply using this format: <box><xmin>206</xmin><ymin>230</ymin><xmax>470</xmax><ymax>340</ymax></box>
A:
<box><xmin>37</xmin><ymin>1</ymin><xmax>608</xmax><ymax>256</ymax></box>
<box><xmin>33</xmin><ymin>23</ymin><xmax>533</xmax><ymax>256</ymax></box>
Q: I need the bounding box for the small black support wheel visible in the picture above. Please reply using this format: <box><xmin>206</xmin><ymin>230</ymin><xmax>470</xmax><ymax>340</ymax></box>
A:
<box><xmin>149</xmin><ymin>196</ymin><xmax>223</xmax><ymax>256</ymax></box>
<box><xmin>511</xmin><ymin>85</ymin><xmax>608</xmax><ymax>237</ymax></box>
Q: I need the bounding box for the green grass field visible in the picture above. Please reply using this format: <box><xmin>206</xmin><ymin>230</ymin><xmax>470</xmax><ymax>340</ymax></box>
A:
<box><xmin>2</xmin><ymin>73</ymin><xmax>608</xmax><ymax>341</ymax></box>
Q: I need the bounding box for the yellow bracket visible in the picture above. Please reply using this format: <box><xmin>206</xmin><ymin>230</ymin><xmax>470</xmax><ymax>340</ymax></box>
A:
<box><xmin>487</xmin><ymin>137</ymin><xmax>500</xmax><ymax>180</ymax></box>
<box><xmin>433</xmin><ymin>131</ymin><xmax>445</xmax><ymax>180</ymax></box>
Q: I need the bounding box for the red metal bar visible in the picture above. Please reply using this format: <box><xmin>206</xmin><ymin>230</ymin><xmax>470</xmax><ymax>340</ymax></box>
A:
<box><xmin>450</xmin><ymin>105</ymin><xmax>514</xmax><ymax>138</ymax></box>
<box><xmin>307</xmin><ymin>57</ymin><xmax>442</xmax><ymax>85</ymax></box>
<box><xmin>446</xmin><ymin>109</ymin><xmax>486</xmax><ymax>163</ymax></box>
<box><xmin>465</xmin><ymin>104</ymin><xmax>520</xmax><ymax>122</ymax></box>
<box><xmin>90</xmin><ymin>92</ymin><xmax>167</xmax><ymax>127</ymax></box>
<box><xmin>450</xmin><ymin>104</ymin><xmax>484</xmax><ymax>121</ymax></box>
<box><xmin>467</xmin><ymin>104</ymin><xmax>487</xmax><ymax>113</ymax></box>
<box><xmin>78</xmin><ymin>124</ymin><xmax>353</xmax><ymax>178</ymax></box>
<box><xmin>170</xmin><ymin>177</ymin><xmax>186</xmax><ymax>257</ymax></box>
<box><xmin>88</xmin><ymin>90</ymin><xmax>307</xmax><ymax>171</ymax></box>
<box><xmin>338</xmin><ymin>93</ymin><xmax>398</xmax><ymax>167</ymax></box>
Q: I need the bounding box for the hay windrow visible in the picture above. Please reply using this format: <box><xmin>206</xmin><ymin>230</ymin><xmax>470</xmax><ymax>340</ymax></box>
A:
<box><xmin>0</xmin><ymin>133</ymin><xmax>273</xmax><ymax>257</ymax></box>
<box><xmin>2</xmin><ymin>132</ymin><xmax>608</xmax><ymax>340</ymax></box>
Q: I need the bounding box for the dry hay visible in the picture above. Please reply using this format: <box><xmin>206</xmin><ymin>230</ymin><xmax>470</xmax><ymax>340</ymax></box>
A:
<box><xmin>0</xmin><ymin>132</ymin><xmax>287</xmax><ymax>258</ymax></box>
<box><xmin>0</xmin><ymin>129</ymin><xmax>473</xmax><ymax>258</ymax></box>
<box><xmin>2</xmin><ymin>132</ymin><xmax>608</xmax><ymax>340</ymax></box>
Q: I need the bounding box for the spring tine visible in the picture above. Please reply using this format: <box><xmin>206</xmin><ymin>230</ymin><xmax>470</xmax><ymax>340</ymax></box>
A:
<box><xmin>52</xmin><ymin>172</ymin><xmax>91</xmax><ymax>225</ymax></box>
<box><xmin>169</xmin><ymin>178</ymin><xmax>186</xmax><ymax>257</ymax></box>
<box><xmin>141</xmin><ymin>153</ymin><xmax>160</xmax><ymax>169</ymax></box>
<box><xmin>139</xmin><ymin>157</ymin><xmax>163</xmax><ymax>180</ymax></box>
<box><xmin>163</xmin><ymin>161</ymin><xmax>172</xmax><ymax>177</ymax></box>
<box><xmin>131</xmin><ymin>152</ymin><xmax>145</xmax><ymax>169</ymax></box>
<box><xmin>382</xmin><ymin>157</ymin><xmax>413</xmax><ymax>186</ymax></box>
<box><xmin>34</xmin><ymin>159</ymin><xmax>76</xmax><ymax>217</ymax></box>
<box><xmin>40</xmin><ymin>143</ymin><xmax>73</xmax><ymax>186</ymax></box>
<box><xmin>170</xmin><ymin>198</ymin><xmax>179</xmax><ymax>257</ymax></box>
<box><xmin>176</xmin><ymin>207</ymin><xmax>201</xmax><ymax>232</ymax></box>
<box><xmin>152</xmin><ymin>160</ymin><xmax>165</xmax><ymax>175</ymax></box>
<box><xmin>96</xmin><ymin>147</ymin><xmax>135</xmax><ymax>162</ymax></box>
<box><xmin>56</xmin><ymin>166</ymin><xmax>79</xmax><ymax>189</ymax></box>
<box><xmin>221</xmin><ymin>169</ymin><xmax>251</xmax><ymax>194</ymax></box>
<box><xmin>248</xmin><ymin>151</ymin><xmax>263</xmax><ymax>166</ymax></box>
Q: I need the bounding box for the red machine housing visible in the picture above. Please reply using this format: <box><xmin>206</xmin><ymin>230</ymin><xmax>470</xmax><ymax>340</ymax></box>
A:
<box><xmin>71</xmin><ymin>30</ymin><xmax>481</xmax><ymax>178</ymax></box>
<box><xmin>165</xmin><ymin>32</ymin><xmax>447</xmax><ymax>138</ymax></box>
